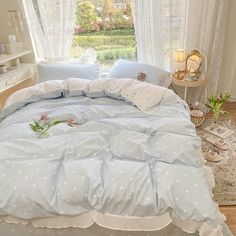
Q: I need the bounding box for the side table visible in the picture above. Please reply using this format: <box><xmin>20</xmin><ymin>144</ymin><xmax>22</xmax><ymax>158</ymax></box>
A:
<box><xmin>172</xmin><ymin>77</ymin><xmax>207</xmax><ymax>103</ymax></box>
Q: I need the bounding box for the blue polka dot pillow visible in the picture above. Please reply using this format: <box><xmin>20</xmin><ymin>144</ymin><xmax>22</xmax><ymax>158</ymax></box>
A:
<box><xmin>107</xmin><ymin>59</ymin><xmax>171</xmax><ymax>88</ymax></box>
<box><xmin>38</xmin><ymin>62</ymin><xmax>100</xmax><ymax>82</ymax></box>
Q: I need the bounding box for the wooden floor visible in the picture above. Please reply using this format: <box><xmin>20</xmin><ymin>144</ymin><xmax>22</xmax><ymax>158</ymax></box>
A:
<box><xmin>214</xmin><ymin>102</ymin><xmax>236</xmax><ymax>235</ymax></box>
<box><xmin>223</xmin><ymin>102</ymin><xmax>236</xmax><ymax>122</ymax></box>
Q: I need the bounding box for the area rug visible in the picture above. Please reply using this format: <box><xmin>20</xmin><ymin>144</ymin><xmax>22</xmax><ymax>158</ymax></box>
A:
<box><xmin>197</xmin><ymin>119</ymin><xmax>236</xmax><ymax>205</ymax></box>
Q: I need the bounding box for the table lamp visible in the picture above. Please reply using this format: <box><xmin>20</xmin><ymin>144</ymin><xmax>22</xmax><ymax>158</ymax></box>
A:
<box><xmin>173</xmin><ymin>49</ymin><xmax>186</xmax><ymax>80</ymax></box>
<box><xmin>174</xmin><ymin>49</ymin><xmax>186</xmax><ymax>67</ymax></box>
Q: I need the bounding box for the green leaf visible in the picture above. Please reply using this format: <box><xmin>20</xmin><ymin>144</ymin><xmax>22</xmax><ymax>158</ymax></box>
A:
<box><xmin>205</xmin><ymin>104</ymin><xmax>213</xmax><ymax>109</ymax></box>
<box><xmin>35</xmin><ymin>121</ymin><xmax>44</xmax><ymax>130</ymax></box>
<box><xmin>30</xmin><ymin>117</ymin><xmax>72</xmax><ymax>138</ymax></box>
<box><xmin>30</xmin><ymin>123</ymin><xmax>38</xmax><ymax>132</ymax></box>
<box><xmin>51</xmin><ymin>120</ymin><xmax>66</xmax><ymax>126</ymax></box>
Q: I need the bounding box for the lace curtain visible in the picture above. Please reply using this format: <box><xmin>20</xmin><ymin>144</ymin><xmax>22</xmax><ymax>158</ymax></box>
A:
<box><xmin>133</xmin><ymin>0</ymin><xmax>229</xmax><ymax>99</ymax></box>
<box><xmin>185</xmin><ymin>0</ymin><xmax>229</xmax><ymax>98</ymax></box>
<box><xmin>23</xmin><ymin>0</ymin><xmax>77</xmax><ymax>61</ymax></box>
<box><xmin>132</xmin><ymin>0</ymin><xmax>187</xmax><ymax>71</ymax></box>
<box><xmin>216</xmin><ymin>0</ymin><xmax>236</xmax><ymax>101</ymax></box>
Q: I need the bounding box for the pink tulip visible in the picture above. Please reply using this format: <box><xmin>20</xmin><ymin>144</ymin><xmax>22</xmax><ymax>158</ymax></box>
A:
<box><xmin>40</xmin><ymin>114</ymin><xmax>49</xmax><ymax>121</ymax></box>
<box><xmin>67</xmin><ymin>118</ymin><xmax>78</xmax><ymax>127</ymax></box>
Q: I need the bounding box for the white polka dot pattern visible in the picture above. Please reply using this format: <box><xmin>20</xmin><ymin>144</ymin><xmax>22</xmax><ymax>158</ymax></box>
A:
<box><xmin>0</xmin><ymin>78</ymin><xmax>224</xmax><ymax>235</ymax></box>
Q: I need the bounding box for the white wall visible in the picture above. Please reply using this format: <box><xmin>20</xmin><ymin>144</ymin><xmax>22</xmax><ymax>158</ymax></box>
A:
<box><xmin>217</xmin><ymin>0</ymin><xmax>236</xmax><ymax>101</ymax></box>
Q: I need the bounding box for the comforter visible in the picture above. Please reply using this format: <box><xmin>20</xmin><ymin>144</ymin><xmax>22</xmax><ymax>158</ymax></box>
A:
<box><xmin>0</xmin><ymin>78</ymin><xmax>225</xmax><ymax>235</ymax></box>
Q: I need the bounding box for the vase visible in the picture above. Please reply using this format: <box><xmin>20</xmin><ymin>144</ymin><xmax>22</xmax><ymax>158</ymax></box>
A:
<box><xmin>213</xmin><ymin>111</ymin><xmax>220</xmax><ymax>124</ymax></box>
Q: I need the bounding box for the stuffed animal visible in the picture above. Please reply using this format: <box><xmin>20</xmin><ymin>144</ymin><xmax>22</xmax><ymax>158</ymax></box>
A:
<box><xmin>137</xmin><ymin>72</ymin><xmax>146</xmax><ymax>81</ymax></box>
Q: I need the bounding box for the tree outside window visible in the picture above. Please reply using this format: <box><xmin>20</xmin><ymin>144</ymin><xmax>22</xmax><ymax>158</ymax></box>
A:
<box><xmin>72</xmin><ymin>0</ymin><xmax>136</xmax><ymax>70</ymax></box>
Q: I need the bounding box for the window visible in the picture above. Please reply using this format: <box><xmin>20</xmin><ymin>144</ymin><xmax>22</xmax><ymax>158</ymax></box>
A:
<box><xmin>71</xmin><ymin>0</ymin><xmax>136</xmax><ymax>70</ymax></box>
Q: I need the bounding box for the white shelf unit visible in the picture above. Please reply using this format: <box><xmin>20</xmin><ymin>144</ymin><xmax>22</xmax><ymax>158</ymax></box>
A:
<box><xmin>0</xmin><ymin>50</ymin><xmax>32</xmax><ymax>64</ymax></box>
<box><xmin>0</xmin><ymin>63</ymin><xmax>37</xmax><ymax>93</ymax></box>
<box><xmin>0</xmin><ymin>0</ymin><xmax>36</xmax><ymax>109</ymax></box>
<box><xmin>0</xmin><ymin>50</ymin><xmax>37</xmax><ymax>89</ymax></box>
<box><xmin>0</xmin><ymin>50</ymin><xmax>37</xmax><ymax>109</ymax></box>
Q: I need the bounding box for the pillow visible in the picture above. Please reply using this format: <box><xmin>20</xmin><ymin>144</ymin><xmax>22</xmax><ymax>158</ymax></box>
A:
<box><xmin>107</xmin><ymin>59</ymin><xmax>171</xmax><ymax>87</ymax></box>
<box><xmin>38</xmin><ymin>63</ymin><xmax>100</xmax><ymax>82</ymax></box>
<box><xmin>121</xmin><ymin>82</ymin><xmax>167</xmax><ymax>111</ymax></box>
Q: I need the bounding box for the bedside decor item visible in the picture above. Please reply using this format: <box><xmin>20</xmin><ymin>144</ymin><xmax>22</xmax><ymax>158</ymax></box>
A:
<box><xmin>7</xmin><ymin>10</ymin><xmax>24</xmax><ymax>32</ymax></box>
<box><xmin>0</xmin><ymin>43</ymin><xmax>4</xmax><ymax>56</ymax></box>
<box><xmin>205</xmin><ymin>149</ymin><xmax>222</xmax><ymax>162</ymax></box>
<box><xmin>197</xmin><ymin>118</ymin><xmax>236</xmax><ymax>205</ymax></box>
<box><xmin>190</xmin><ymin>101</ymin><xmax>205</xmax><ymax>127</ymax></box>
<box><xmin>185</xmin><ymin>49</ymin><xmax>202</xmax><ymax>77</ymax></box>
<box><xmin>204</xmin><ymin>136</ymin><xmax>229</xmax><ymax>150</ymax></box>
<box><xmin>172</xmin><ymin>49</ymin><xmax>208</xmax><ymax>103</ymax></box>
<box><xmin>205</xmin><ymin>91</ymin><xmax>231</xmax><ymax>123</ymax></box>
<box><xmin>184</xmin><ymin>72</ymin><xmax>198</xmax><ymax>81</ymax></box>
<box><xmin>173</xmin><ymin>49</ymin><xmax>186</xmax><ymax>79</ymax></box>
<box><xmin>191</xmin><ymin>109</ymin><xmax>205</xmax><ymax>127</ymax></box>
<box><xmin>172</xmin><ymin>49</ymin><xmax>202</xmax><ymax>81</ymax></box>
<box><xmin>8</xmin><ymin>35</ymin><xmax>16</xmax><ymax>44</ymax></box>
<box><xmin>4</xmin><ymin>42</ymin><xmax>23</xmax><ymax>55</ymax></box>
<box><xmin>0</xmin><ymin>65</ymin><xmax>7</xmax><ymax>73</ymax></box>
<box><xmin>203</xmin><ymin>123</ymin><xmax>234</xmax><ymax>139</ymax></box>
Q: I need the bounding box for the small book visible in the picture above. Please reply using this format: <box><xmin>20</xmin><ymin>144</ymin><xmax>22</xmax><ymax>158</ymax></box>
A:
<box><xmin>203</xmin><ymin>124</ymin><xmax>234</xmax><ymax>139</ymax></box>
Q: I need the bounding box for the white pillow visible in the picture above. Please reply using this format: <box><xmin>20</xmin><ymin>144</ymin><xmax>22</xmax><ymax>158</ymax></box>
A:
<box><xmin>107</xmin><ymin>59</ymin><xmax>171</xmax><ymax>87</ymax></box>
<box><xmin>121</xmin><ymin>82</ymin><xmax>166</xmax><ymax>111</ymax></box>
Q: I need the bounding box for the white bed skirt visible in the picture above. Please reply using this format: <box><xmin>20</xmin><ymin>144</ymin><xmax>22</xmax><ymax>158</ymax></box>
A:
<box><xmin>0</xmin><ymin>210</ymin><xmax>227</xmax><ymax>236</ymax></box>
<box><xmin>0</xmin><ymin>222</ymin><xmax>233</xmax><ymax>236</ymax></box>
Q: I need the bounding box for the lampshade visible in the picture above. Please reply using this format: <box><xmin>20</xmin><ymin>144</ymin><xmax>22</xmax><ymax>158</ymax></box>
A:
<box><xmin>173</xmin><ymin>49</ymin><xmax>185</xmax><ymax>62</ymax></box>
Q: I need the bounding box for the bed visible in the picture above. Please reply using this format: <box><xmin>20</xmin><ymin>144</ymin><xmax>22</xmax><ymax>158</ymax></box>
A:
<box><xmin>0</xmin><ymin>78</ymin><xmax>232</xmax><ymax>236</ymax></box>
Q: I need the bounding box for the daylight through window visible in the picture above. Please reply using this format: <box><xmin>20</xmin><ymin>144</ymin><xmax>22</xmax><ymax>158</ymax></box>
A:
<box><xmin>72</xmin><ymin>0</ymin><xmax>136</xmax><ymax>70</ymax></box>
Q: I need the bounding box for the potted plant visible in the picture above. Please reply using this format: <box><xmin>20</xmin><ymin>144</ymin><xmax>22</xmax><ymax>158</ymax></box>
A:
<box><xmin>205</xmin><ymin>92</ymin><xmax>231</xmax><ymax>123</ymax></box>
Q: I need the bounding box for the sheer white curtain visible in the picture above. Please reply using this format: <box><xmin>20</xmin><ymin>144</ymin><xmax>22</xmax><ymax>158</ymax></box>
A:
<box><xmin>132</xmin><ymin>0</ymin><xmax>187</xmax><ymax>71</ymax></box>
<box><xmin>185</xmin><ymin>0</ymin><xmax>229</xmax><ymax>98</ymax></box>
<box><xmin>23</xmin><ymin>0</ymin><xmax>77</xmax><ymax>61</ymax></box>
<box><xmin>217</xmin><ymin>0</ymin><xmax>236</xmax><ymax>101</ymax></box>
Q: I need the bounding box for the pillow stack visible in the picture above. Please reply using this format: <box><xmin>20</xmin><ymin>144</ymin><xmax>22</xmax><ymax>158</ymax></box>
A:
<box><xmin>37</xmin><ymin>59</ymin><xmax>171</xmax><ymax>88</ymax></box>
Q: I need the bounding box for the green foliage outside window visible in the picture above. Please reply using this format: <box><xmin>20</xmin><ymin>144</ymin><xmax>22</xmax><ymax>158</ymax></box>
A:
<box><xmin>73</xmin><ymin>0</ymin><xmax>136</xmax><ymax>68</ymax></box>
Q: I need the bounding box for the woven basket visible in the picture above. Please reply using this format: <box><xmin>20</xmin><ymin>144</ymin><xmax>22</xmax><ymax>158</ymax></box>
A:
<box><xmin>191</xmin><ymin>110</ymin><xmax>205</xmax><ymax>127</ymax></box>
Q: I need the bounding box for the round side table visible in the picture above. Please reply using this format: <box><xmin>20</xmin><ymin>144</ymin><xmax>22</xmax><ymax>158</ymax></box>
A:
<box><xmin>172</xmin><ymin>77</ymin><xmax>207</xmax><ymax>103</ymax></box>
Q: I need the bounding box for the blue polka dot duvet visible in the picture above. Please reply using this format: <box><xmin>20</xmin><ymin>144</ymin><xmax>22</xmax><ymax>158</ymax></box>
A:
<box><xmin>0</xmin><ymin>79</ymin><xmax>226</xmax><ymax>236</ymax></box>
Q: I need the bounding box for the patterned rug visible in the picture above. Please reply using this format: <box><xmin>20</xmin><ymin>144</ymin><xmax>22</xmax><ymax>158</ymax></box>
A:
<box><xmin>197</xmin><ymin>119</ymin><xmax>236</xmax><ymax>206</ymax></box>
